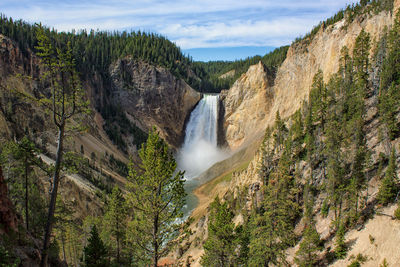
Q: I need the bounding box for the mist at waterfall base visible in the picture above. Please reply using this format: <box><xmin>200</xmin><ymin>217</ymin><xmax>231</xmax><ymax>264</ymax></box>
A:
<box><xmin>177</xmin><ymin>94</ymin><xmax>230</xmax><ymax>216</ymax></box>
<box><xmin>177</xmin><ymin>95</ymin><xmax>229</xmax><ymax>179</ymax></box>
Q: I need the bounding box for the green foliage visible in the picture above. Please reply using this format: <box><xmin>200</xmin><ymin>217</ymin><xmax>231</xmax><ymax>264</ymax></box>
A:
<box><xmin>295</xmin><ymin>221</ymin><xmax>323</xmax><ymax>267</ymax></box>
<box><xmin>394</xmin><ymin>201</ymin><xmax>400</xmax><ymax>220</ymax></box>
<box><xmin>194</xmin><ymin>46</ymin><xmax>289</xmax><ymax>91</ymax></box>
<box><xmin>347</xmin><ymin>253</ymin><xmax>368</xmax><ymax>267</ymax></box>
<box><xmin>335</xmin><ymin>224</ymin><xmax>347</xmax><ymax>259</ymax></box>
<box><xmin>380</xmin><ymin>258</ymin><xmax>389</xmax><ymax>267</ymax></box>
<box><xmin>82</xmin><ymin>225</ymin><xmax>108</xmax><ymax>267</ymax></box>
<box><xmin>273</xmin><ymin>111</ymin><xmax>288</xmax><ymax>150</ymax></box>
<box><xmin>235</xmin><ymin>222</ymin><xmax>250</xmax><ymax>265</ymax></box>
<box><xmin>379</xmin><ymin>11</ymin><xmax>400</xmax><ymax>140</ymax></box>
<box><xmin>379</xmin><ymin>84</ymin><xmax>400</xmax><ymax>140</ymax></box>
<box><xmin>291</xmin><ymin>110</ymin><xmax>304</xmax><ymax>156</ymax></box>
<box><xmin>0</xmin><ymin>137</ymin><xmax>48</xmax><ymax>236</ymax></box>
<box><xmin>380</xmin><ymin>11</ymin><xmax>400</xmax><ymax>90</ymax></box>
<box><xmin>101</xmin><ymin>186</ymin><xmax>127</xmax><ymax>264</ymax></box>
<box><xmin>102</xmin><ymin>104</ymin><xmax>147</xmax><ymax>153</ymax></box>
<box><xmin>0</xmin><ymin>243</ymin><xmax>20</xmax><ymax>267</ymax></box>
<box><xmin>0</xmin><ymin>15</ymin><xmax>198</xmax><ymax>89</ymax></box>
<box><xmin>248</xmin><ymin>171</ymin><xmax>298</xmax><ymax>266</ymax></box>
<box><xmin>200</xmin><ymin>197</ymin><xmax>237</xmax><ymax>267</ymax></box>
<box><xmin>353</xmin><ymin>29</ymin><xmax>371</xmax><ymax>93</ymax></box>
<box><xmin>126</xmin><ymin>128</ymin><xmax>186</xmax><ymax>265</ymax></box>
<box><xmin>321</xmin><ymin>199</ymin><xmax>330</xmax><ymax>218</ymax></box>
<box><xmin>309</xmin><ymin>70</ymin><xmax>327</xmax><ymax>128</ymax></box>
<box><xmin>325</xmin><ymin>114</ymin><xmax>346</xmax><ymax>221</ymax></box>
<box><xmin>106</xmin><ymin>153</ymin><xmax>129</xmax><ymax>177</ymax></box>
<box><xmin>377</xmin><ymin>148</ymin><xmax>398</xmax><ymax>205</ymax></box>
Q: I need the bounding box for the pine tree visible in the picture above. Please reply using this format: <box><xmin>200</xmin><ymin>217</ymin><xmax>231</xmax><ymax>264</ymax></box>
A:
<box><xmin>35</xmin><ymin>26</ymin><xmax>89</xmax><ymax>267</ymax></box>
<box><xmin>200</xmin><ymin>197</ymin><xmax>237</xmax><ymax>267</ymax></box>
<box><xmin>126</xmin><ymin>128</ymin><xmax>186</xmax><ymax>267</ymax></box>
<box><xmin>82</xmin><ymin>226</ymin><xmax>108</xmax><ymax>267</ymax></box>
<box><xmin>335</xmin><ymin>223</ymin><xmax>347</xmax><ymax>259</ymax></box>
<box><xmin>380</xmin><ymin>11</ymin><xmax>400</xmax><ymax>90</ymax></box>
<box><xmin>273</xmin><ymin>111</ymin><xmax>287</xmax><ymax>151</ymax></box>
<box><xmin>0</xmin><ymin>138</ymin><xmax>48</xmax><ymax>234</ymax></box>
<box><xmin>353</xmin><ymin>29</ymin><xmax>370</xmax><ymax>92</ymax></box>
<box><xmin>296</xmin><ymin>184</ymin><xmax>322</xmax><ymax>267</ymax></box>
<box><xmin>291</xmin><ymin>109</ymin><xmax>304</xmax><ymax>156</ymax></box>
<box><xmin>310</xmin><ymin>70</ymin><xmax>327</xmax><ymax>129</ymax></box>
<box><xmin>348</xmin><ymin>118</ymin><xmax>368</xmax><ymax>222</ymax></box>
<box><xmin>259</xmin><ymin>127</ymin><xmax>274</xmax><ymax>185</ymax></box>
<box><xmin>379</xmin><ymin>11</ymin><xmax>400</xmax><ymax>140</ymax></box>
<box><xmin>379</xmin><ymin>83</ymin><xmax>400</xmax><ymax>140</ymax></box>
<box><xmin>102</xmin><ymin>186</ymin><xmax>127</xmax><ymax>264</ymax></box>
<box><xmin>295</xmin><ymin>221</ymin><xmax>322</xmax><ymax>267</ymax></box>
<box><xmin>377</xmin><ymin>148</ymin><xmax>398</xmax><ymax>205</ymax></box>
<box><xmin>325</xmin><ymin>115</ymin><xmax>346</xmax><ymax>222</ymax></box>
<box><xmin>235</xmin><ymin>222</ymin><xmax>250</xmax><ymax>266</ymax></box>
<box><xmin>248</xmin><ymin>166</ymin><xmax>297</xmax><ymax>266</ymax></box>
<box><xmin>54</xmin><ymin>197</ymin><xmax>74</xmax><ymax>263</ymax></box>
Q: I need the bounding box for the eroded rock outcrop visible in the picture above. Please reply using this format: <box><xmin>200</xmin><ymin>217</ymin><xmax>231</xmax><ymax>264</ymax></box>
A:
<box><xmin>110</xmin><ymin>58</ymin><xmax>201</xmax><ymax>148</ymax></box>
<box><xmin>221</xmin><ymin>61</ymin><xmax>274</xmax><ymax>149</ymax></box>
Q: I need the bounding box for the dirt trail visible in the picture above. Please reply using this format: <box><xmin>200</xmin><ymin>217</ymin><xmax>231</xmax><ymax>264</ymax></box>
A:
<box><xmin>39</xmin><ymin>154</ymin><xmax>97</xmax><ymax>194</ymax></box>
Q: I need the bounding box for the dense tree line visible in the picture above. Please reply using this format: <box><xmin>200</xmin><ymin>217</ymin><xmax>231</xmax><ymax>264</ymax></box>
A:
<box><xmin>193</xmin><ymin>46</ymin><xmax>289</xmax><ymax>91</ymax></box>
<box><xmin>0</xmin><ymin>14</ymin><xmax>289</xmax><ymax>95</ymax></box>
<box><xmin>0</xmin><ymin>15</ymin><xmax>194</xmax><ymax>89</ymax></box>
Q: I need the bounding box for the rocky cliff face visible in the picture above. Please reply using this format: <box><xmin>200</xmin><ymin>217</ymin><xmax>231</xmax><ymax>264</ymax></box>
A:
<box><xmin>270</xmin><ymin>9</ymin><xmax>393</xmax><ymax>123</ymax></box>
<box><xmin>223</xmin><ymin>0</ymin><xmax>400</xmax><ymax>204</ymax></box>
<box><xmin>222</xmin><ymin>5</ymin><xmax>397</xmax><ymax>151</ymax></box>
<box><xmin>221</xmin><ymin>62</ymin><xmax>274</xmax><ymax>149</ymax></box>
<box><xmin>0</xmin><ymin>35</ymin><xmax>39</xmax><ymax>78</ymax></box>
<box><xmin>109</xmin><ymin>57</ymin><xmax>201</xmax><ymax>149</ymax></box>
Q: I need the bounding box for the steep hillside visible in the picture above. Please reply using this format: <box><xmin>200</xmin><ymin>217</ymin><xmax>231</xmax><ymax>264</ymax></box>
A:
<box><xmin>0</xmin><ymin>25</ymin><xmax>200</xmax><ymax>264</ymax></box>
<box><xmin>222</xmin><ymin>0</ymin><xmax>398</xmax><ymax>151</ymax></box>
<box><xmin>176</xmin><ymin>1</ymin><xmax>400</xmax><ymax>266</ymax></box>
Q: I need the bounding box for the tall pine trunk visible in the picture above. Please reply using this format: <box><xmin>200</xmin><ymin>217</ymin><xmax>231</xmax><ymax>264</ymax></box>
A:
<box><xmin>40</xmin><ymin>123</ymin><xmax>65</xmax><ymax>267</ymax></box>
<box><xmin>153</xmin><ymin>214</ymin><xmax>159</xmax><ymax>267</ymax></box>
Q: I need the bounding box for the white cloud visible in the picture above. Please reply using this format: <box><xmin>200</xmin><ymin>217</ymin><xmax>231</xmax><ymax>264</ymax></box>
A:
<box><xmin>0</xmin><ymin>0</ymin><xmax>359</xmax><ymax>48</ymax></box>
<box><xmin>162</xmin><ymin>18</ymin><xmax>315</xmax><ymax>48</ymax></box>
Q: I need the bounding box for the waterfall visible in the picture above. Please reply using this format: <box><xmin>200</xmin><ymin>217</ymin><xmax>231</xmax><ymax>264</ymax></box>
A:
<box><xmin>177</xmin><ymin>94</ymin><xmax>228</xmax><ymax>179</ymax></box>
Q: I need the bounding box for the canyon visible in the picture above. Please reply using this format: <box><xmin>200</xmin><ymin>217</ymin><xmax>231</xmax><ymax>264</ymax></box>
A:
<box><xmin>0</xmin><ymin>0</ymin><xmax>400</xmax><ymax>266</ymax></box>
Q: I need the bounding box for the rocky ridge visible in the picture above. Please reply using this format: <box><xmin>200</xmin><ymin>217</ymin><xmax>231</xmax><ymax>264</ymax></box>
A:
<box><xmin>110</xmin><ymin>57</ymin><xmax>201</xmax><ymax>149</ymax></box>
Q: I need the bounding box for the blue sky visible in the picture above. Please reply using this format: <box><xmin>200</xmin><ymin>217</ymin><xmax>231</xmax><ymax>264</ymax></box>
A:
<box><xmin>0</xmin><ymin>0</ymin><xmax>358</xmax><ymax>61</ymax></box>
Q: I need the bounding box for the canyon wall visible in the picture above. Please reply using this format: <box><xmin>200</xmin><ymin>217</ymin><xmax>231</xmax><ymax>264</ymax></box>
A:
<box><xmin>109</xmin><ymin>57</ymin><xmax>201</xmax><ymax>149</ymax></box>
<box><xmin>222</xmin><ymin>6</ymin><xmax>397</xmax><ymax>151</ymax></box>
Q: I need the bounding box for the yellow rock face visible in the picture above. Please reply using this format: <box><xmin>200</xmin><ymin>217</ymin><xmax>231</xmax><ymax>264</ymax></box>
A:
<box><xmin>223</xmin><ymin>8</ymin><xmax>396</xmax><ymax>151</ymax></box>
<box><xmin>222</xmin><ymin>61</ymin><xmax>273</xmax><ymax>149</ymax></box>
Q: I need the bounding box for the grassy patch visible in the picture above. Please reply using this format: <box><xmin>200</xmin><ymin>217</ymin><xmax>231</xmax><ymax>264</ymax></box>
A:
<box><xmin>200</xmin><ymin>160</ymin><xmax>250</xmax><ymax>195</ymax></box>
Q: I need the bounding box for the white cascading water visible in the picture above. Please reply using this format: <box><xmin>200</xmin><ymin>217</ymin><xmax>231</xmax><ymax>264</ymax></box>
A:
<box><xmin>177</xmin><ymin>94</ymin><xmax>228</xmax><ymax>179</ymax></box>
